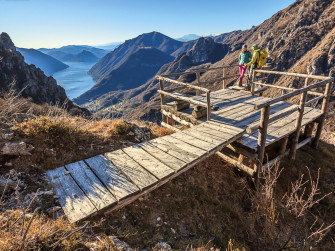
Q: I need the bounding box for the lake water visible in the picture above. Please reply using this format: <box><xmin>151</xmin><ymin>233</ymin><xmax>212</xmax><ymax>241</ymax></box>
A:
<box><xmin>52</xmin><ymin>61</ymin><xmax>96</xmax><ymax>99</ymax></box>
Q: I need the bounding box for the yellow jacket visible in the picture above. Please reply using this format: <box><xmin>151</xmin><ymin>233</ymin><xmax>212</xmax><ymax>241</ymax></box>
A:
<box><xmin>247</xmin><ymin>49</ymin><xmax>260</xmax><ymax>67</ymax></box>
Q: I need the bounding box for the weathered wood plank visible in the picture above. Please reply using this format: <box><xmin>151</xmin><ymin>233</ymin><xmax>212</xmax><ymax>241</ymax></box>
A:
<box><xmin>123</xmin><ymin>145</ymin><xmax>175</xmax><ymax>179</ymax></box>
<box><xmin>181</xmin><ymin>129</ymin><xmax>224</xmax><ymax>145</ymax></box>
<box><xmin>170</xmin><ymin>132</ymin><xmax>215</xmax><ymax>151</ymax></box>
<box><xmin>138</xmin><ymin>140</ymin><xmax>187</xmax><ymax>172</ymax></box>
<box><xmin>46</xmin><ymin>166</ymin><xmax>97</xmax><ymax>223</ymax></box>
<box><xmin>65</xmin><ymin>161</ymin><xmax>117</xmax><ymax>210</ymax></box>
<box><xmin>161</xmin><ymin>135</ymin><xmax>207</xmax><ymax>157</ymax></box>
<box><xmin>105</xmin><ymin>150</ymin><xmax>158</xmax><ymax>190</ymax></box>
<box><xmin>149</xmin><ymin>137</ymin><xmax>199</xmax><ymax>164</ymax></box>
<box><xmin>85</xmin><ymin>155</ymin><xmax>139</xmax><ymax>201</ymax></box>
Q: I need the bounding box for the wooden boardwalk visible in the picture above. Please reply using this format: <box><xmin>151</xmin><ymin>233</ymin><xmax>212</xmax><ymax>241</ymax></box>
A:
<box><xmin>47</xmin><ymin>120</ymin><xmax>244</xmax><ymax>222</ymax></box>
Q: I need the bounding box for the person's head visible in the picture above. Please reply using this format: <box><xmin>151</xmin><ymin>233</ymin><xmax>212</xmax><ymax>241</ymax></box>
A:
<box><xmin>252</xmin><ymin>44</ymin><xmax>259</xmax><ymax>50</ymax></box>
<box><xmin>242</xmin><ymin>44</ymin><xmax>247</xmax><ymax>52</ymax></box>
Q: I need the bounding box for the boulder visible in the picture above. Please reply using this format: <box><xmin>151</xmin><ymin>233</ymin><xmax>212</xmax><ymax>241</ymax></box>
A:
<box><xmin>1</xmin><ymin>141</ymin><xmax>34</xmax><ymax>156</ymax></box>
<box><xmin>0</xmin><ymin>128</ymin><xmax>14</xmax><ymax>140</ymax></box>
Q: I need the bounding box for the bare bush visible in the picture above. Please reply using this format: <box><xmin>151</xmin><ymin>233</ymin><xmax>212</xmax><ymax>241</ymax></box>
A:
<box><xmin>250</xmin><ymin>164</ymin><xmax>335</xmax><ymax>250</ymax></box>
<box><xmin>0</xmin><ymin>82</ymin><xmax>28</xmax><ymax>125</ymax></box>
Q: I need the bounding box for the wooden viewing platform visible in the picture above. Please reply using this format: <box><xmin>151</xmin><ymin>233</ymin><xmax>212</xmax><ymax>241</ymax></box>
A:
<box><xmin>47</xmin><ymin>65</ymin><xmax>334</xmax><ymax>223</ymax></box>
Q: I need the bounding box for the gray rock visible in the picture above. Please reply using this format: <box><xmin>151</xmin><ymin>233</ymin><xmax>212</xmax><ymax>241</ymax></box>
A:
<box><xmin>0</xmin><ymin>128</ymin><xmax>14</xmax><ymax>140</ymax></box>
<box><xmin>156</xmin><ymin>242</ymin><xmax>172</xmax><ymax>250</ymax></box>
<box><xmin>109</xmin><ymin>236</ymin><xmax>133</xmax><ymax>251</ymax></box>
<box><xmin>1</xmin><ymin>141</ymin><xmax>34</xmax><ymax>156</ymax></box>
<box><xmin>14</xmin><ymin>113</ymin><xmax>37</xmax><ymax>123</ymax></box>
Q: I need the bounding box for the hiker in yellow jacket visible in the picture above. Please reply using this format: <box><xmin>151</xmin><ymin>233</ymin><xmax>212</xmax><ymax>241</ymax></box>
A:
<box><xmin>247</xmin><ymin>44</ymin><xmax>262</xmax><ymax>69</ymax></box>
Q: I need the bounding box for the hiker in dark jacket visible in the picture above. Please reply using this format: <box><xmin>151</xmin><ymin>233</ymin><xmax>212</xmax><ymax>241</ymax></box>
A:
<box><xmin>238</xmin><ymin>45</ymin><xmax>252</xmax><ymax>86</ymax></box>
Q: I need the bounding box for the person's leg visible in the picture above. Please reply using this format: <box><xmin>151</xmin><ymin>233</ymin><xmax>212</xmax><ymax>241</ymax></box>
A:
<box><xmin>240</xmin><ymin>65</ymin><xmax>247</xmax><ymax>84</ymax></box>
<box><xmin>238</xmin><ymin>65</ymin><xmax>243</xmax><ymax>85</ymax></box>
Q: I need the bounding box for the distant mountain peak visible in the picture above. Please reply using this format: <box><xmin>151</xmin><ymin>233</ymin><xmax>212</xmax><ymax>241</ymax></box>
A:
<box><xmin>176</xmin><ymin>34</ymin><xmax>201</xmax><ymax>42</ymax></box>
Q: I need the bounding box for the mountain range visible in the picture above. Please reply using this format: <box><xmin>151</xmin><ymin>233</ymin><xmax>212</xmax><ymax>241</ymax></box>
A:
<box><xmin>76</xmin><ymin>0</ymin><xmax>334</xmax><ymax>121</ymax></box>
<box><xmin>16</xmin><ymin>48</ymin><xmax>69</xmax><ymax>76</ymax></box>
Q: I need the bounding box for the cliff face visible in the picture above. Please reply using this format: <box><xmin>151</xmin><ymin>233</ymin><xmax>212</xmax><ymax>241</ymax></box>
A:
<box><xmin>0</xmin><ymin>33</ymin><xmax>89</xmax><ymax>115</ymax></box>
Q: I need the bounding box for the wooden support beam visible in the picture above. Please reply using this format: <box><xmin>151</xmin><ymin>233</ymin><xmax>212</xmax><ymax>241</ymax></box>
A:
<box><xmin>196</xmin><ymin>72</ymin><xmax>201</xmax><ymax>96</ymax></box>
<box><xmin>161</xmin><ymin>110</ymin><xmax>194</xmax><ymax>127</ymax></box>
<box><xmin>215</xmin><ymin>151</ymin><xmax>255</xmax><ymax>176</ymax></box>
<box><xmin>255</xmin><ymin>105</ymin><xmax>270</xmax><ymax>180</ymax></box>
<box><xmin>206</xmin><ymin>92</ymin><xmax>211</xmax><ymax>121</ymax></box>
<box><xmin>223</xmin><ymin>68</ymin><xmax>227</xmax><ymax>89</ymax></box>
<box><xmin>312</xmin><ymin>80</ymin><xmax>333</xmax><ymax>148</ymax></box>
<box><xmin>159</xmin><ymin>79</ymin><xmax>165</xmax><ymax>105</ymax></box>
<box><xmin>161</xmin><ymin>122</ymin><xmax>181</xmax><ymax>132</ymax></box>
<box><xmin>226</xmin><ymin>144</ymin><xmax>257</xmax><ymax>160</ymax></box>
<box><xmin>255</xmin><ymin>77</ymin><xmax>334</xmax><ymax>110</ymax></box>
<box><xmin>251</xmin><ymin>70</ymin><xmax>256</xmax><ymax>95</ymax></box>
<box><xmin>279</xmin><ymin>136</ymin><xmax>289</xmax><ymax>154</ymax></box>
<box><xmin>289</xmin><ymin>77</ymin><xmax>309</xmax><ymax>160</ymax></box>
<box><xmin>262</xmin><ymin>136</ymin><xmax>313</xmax><ymax>171</ymax></box>
<box><xmin>192</xmin><ymin>106</ymin><xmax>206</xmax><ymax>119</ymax></box>
<box><xmin>173</xmin><ymin>100</ymin><xmax>190</xmax><ymax>111</ymax></box>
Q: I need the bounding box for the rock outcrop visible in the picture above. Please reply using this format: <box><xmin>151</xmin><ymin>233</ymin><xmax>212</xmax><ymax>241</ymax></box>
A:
<box><xmin>0</xmin><ymin>33</ymin><xmax>90</xmax><ymax>115</ymax></box>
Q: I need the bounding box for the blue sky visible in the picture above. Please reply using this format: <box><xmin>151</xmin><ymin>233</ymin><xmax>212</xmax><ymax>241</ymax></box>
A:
<box><xmin>1</xmin><ymin>0</ymin><xmax>295</xmax><ymax>49</ymax></box>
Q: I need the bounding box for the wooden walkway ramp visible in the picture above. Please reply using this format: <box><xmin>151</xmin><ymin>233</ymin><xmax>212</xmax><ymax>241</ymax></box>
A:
<box><xmin>46</xmin><ymin>121</ymin><xmax>244</xmax><ymax>222</ymax></box>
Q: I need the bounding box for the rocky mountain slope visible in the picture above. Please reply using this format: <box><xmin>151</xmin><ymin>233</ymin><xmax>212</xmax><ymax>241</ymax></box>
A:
<box><xmin>74</xmin><ymin>47</ymin><xmax>174</xmax><ymax>105</ymax></box>
<box><xmin>81</xmin><ymin>37</ymin><xmax>228</xmax><ymax>118</ymax></box>
<box><xmin>88</xmin><ymin>31</ymin><xmax>183</xmax><ymax>82</ymax></box>
<box><xmin>16</xmin><ymin>48</ymin><xmax>69</xmax><ymax>76</ymax></box>
<box><xmin>0</xmin><ymin>33</ymin><xmax>88</xmax><ymax>114</ymax></box>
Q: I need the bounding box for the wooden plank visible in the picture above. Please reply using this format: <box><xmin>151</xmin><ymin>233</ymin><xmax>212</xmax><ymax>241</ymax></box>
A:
<box><xmin>189</xmin><ymin>125</ymin><xmax>235</xmax><ymax>141</ymax></box>
<box><xmin>160</xmin><ymin>135</ymin><xmax>207</xmax><ymax>157</ymax></box>
<box><xmin>105</xmin><ymin>150</ymin><xmax>158</xmax><ymax>190</ymax></box>
<box><xmin>65</xmin><ymin>161</ymin><xmax>117</xmax><ymax>210</ymax></box>
<box><xmin>138</xmin><ymin>140</ymin><xmax>187</xmax><ymax>172</ymax></box>
<box><xmin>181</xmin><ymin>129</ymin><xmax>224</xmax><ymax>145</ymax></box>
<box><xmin>149</xmin><ymin>137</ymin><xmax>199</xmax><ymax>164</ymax></box>
<box><xmin>254</xmin><ymin>69</ymin><xmax>332</xmax><ymax>80</ymax></box>
<box><xmin>85</xmin><ymin>155</ymin><xmax>139</xmax><ymax>201</ymax></box>
<box><xmin>215</xmin><ymin>152</ymin><xmax>254</xmax><ymax>176</ymax></box>
<box><xmin>46</xmin><ymin>166</ymin><xmax>97</xmax><ymax>223</ymax></box>
<box><xmin>170</xmin><ymin>132</ymin><xmax>215</xmax><ymax>151</ymax></box>
<box><xmin>123</xmin><ymin>145</ymin><xmax>175</xmax><ymax>179</ymax></box>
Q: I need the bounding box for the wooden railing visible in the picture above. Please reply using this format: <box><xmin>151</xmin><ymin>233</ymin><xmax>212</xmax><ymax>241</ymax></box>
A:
<box><xmin>156</xmin><ymin>65</ymin><xmax>240</xmax><ymax>121</ymax></box>
<box><xmin>247</xmin><ymin>69</ymin><xmax>334</xmax><ymax>178</ymax></box>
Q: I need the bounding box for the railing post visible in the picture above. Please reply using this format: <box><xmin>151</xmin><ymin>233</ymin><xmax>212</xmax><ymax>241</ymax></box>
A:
<box><xmin>289</xmin><ymin>91</ymin><xmax>307</xmax><ymax>159</ymax></box>
<box><xmin>312</xmin><ymin>79</ymin><xmax>333</xmax><ymax>148</ymax></box>
<box><xmin>254</xmin><ymin>105</ymin><xmax>270</xmax><ymax>183</ymax></box>
<box><xmin>222</xmin><ymin>68</ymin><xmax>226</xmax><ymax>89</ymax></box>
<box><xmin>289</xmin><ymin>77</ymin><xmax>309</xmax><ymax>159</ymax></box>
<box><xmin>159</xmin><ymin>79</ymin><xmax>166</xmax><ymax>122</ymax></box>
<box><xmin>196</xmin><ymin>72</ymin><xmax>201</xmax><ymax>96</ymax></box>
<box><xmin>206</xmin><ymin>92</ymin><xmax>211</xmax><ymax>121</ymax></box>
<box><xmin>251</xmin><ymin>70</ymin><xmax>256</xmax><ymax>95</ymax></box>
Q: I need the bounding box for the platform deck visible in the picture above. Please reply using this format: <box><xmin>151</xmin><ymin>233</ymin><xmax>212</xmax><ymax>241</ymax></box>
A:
<box><xmin>46</xmin><ymin>120</ymin><xmax>245</xmax><ymax>222</ymax></box>
<box><xmin>162</xmin><ymin>88</ymin><xmax>322</xmax><ymax>152</ymax></box>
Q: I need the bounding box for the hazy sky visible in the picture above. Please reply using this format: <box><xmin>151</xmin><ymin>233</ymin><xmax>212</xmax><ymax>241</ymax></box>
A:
<box><xmin>1</xmin><ymin>0</ymin><xmax>296</xmax><ymax>49</ymax></box>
